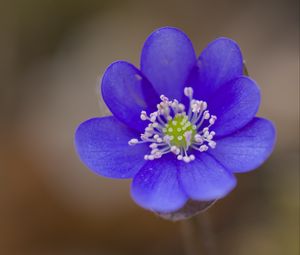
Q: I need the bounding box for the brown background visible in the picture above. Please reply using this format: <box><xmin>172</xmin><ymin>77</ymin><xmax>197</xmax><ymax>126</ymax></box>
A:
<box><xmin>0</xmin><ymin>0</ymin><xmax>299</xmax><ymax>254</ymax></box>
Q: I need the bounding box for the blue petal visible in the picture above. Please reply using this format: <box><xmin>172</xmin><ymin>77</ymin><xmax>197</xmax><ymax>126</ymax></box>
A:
<box><xmin>131</xmin><ymin>155</ymin><xmax>188</xmax><ymax>213</ymax></box>
<box><xmin>178</xmin><ymin>153</ymin><xmax>236</xmax><ymax>201</ymax></box>
<box><xmin>188</xmin><ymin>37</ymin><xmax>243</xmax><ymax>102</ymax></box>
<box><xmin>75</xmin><ymin>116</ymin><xmax>148</xmax><ymax>178</ymax></box>
<box><xmin>141</xmin><ymin>27</ymin><xmax>197</xmax><ymax>100</ymax></box>
<box><xmin>101</xmin><ymin>61</ymin><xmax>159</xmax><ymax>132</ymax></box>
<box><xmin>209</xmin><ymin>118</ymin><xmax>276</xmax><ymax>173</ymax></box>
<box><xmin>209</xmin><ymin>76</ymin><xmax>261</xmax><ymax>137</ymax></box>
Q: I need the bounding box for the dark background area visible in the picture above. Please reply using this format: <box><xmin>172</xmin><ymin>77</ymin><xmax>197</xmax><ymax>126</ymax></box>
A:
<box><xmin>0</xmin><ymin>0</ymin><xmax>299</xmax><ymax>254</ymax></box>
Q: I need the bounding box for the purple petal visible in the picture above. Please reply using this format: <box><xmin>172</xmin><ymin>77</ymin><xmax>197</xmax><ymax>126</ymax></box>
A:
<box><xmin>101</xmin><ymin>61</ymin><xmax>159</xmax><ymax>132</ymax></box>
<box><xmin>178</xmin><ymin>153</ymin><xmax>236</xmax><ymax>201</ymax></box>
<box><xmin>189</xmin><ymin>37</ymin><xmax>243</xmax><ymax>101</ymax></box>
<box><xmin>209</xmin><ymin>118</ymin><xmax>276</xmax><ymax>173</ymax></box>
<box><xmin>75</xmin><ymin>116</ymin><xmax>148</xmax><ymax>178</ymax></box>
<box><xmin>141</xmin><ymin>27</ymin><xmax>196</xmax><ymax>100</ymax></box>
<box><xmin>131</xmin><ymin>155</ymin><xmax>188</xmax><ymax>213</ymax></box>
<box><xmin>209</xmin><ymin>76</ymin><xmax>261</xmax><ymax>137</ymax></box>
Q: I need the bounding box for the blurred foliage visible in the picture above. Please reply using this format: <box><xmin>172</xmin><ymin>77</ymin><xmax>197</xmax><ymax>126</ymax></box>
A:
<box><xmin>1</xmin><ymin>0</ymin><xmax>125</xmax><ymax>67</ymax></box>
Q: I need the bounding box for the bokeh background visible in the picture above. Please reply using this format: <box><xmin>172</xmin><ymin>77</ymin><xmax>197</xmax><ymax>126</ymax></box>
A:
<box><xmin>0</xmin><ymin>0</ymin><xmax>299</xmax><ymax>254</ymax></box>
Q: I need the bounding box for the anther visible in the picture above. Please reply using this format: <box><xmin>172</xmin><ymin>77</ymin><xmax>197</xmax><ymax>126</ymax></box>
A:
<box><xmin>149</xmin><ymin>143</ymin><xmax>158</xmax><ymax>149</ymax></box>
<box><xmin>184</xmin><ymin>87</ymin><xmax>194</xmax><ymax>98</ymax></box>
<box><xmin>140</xmin><ymin>111</ymin><xmax>148</xmax><ymax>120</ymax></box>
<box><xmin>128</xmin><ymin>139</ymin><xmax>139</xmax><ymax>145</ymax></box>
<box><xmin>183</xmin><ymin>156</ymin><xmax>191</xmax><ymax>163</ymax></box>
<box><xmin>209</xmin><ymin>115</ymin><xmax>217</xmax><ymax>124</ymax></box>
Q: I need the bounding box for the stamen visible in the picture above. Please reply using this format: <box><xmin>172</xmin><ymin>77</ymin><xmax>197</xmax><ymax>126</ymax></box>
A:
<box><xmin>184</xmin><ymin>87</ymin><xmax>194</xmax><ymax>98</ymax></box>
<box><xmin>128</xmin><ymin>87</ymin><xmax>217</xmax><ymax>163</ymax></box>
<box><xmin>128</xmin><ymin>138</ymin><xmax>139</xmax><ymax>145</ymax></box>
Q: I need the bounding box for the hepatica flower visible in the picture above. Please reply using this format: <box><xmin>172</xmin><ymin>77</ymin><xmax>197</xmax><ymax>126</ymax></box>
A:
<box><xmin>75</xmin><ymin>27</ymin><xmax>276</xmax><ymax>216</ymax></box>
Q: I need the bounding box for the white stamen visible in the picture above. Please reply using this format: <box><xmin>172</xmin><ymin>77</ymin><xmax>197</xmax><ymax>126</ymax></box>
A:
<box><xmin>208</xmin><ymin>141</ymin><xmax>216</xmax><ymax>148</ymax></box>
<box><xmin>150</xmin><ymin>143</ymin><xmax>158</xmax><ymax>149</ymax></box>
<box><xmin>204</xmin><ymin>111</ymin><xmax>210</xmax><ymax>119</ymax></box>
<box><xmin>128</xmin><ymin>139</ymin><xmax>139</xmax><ymax>145</ymax></box>
<box><xmin>128</xmin><ymin>87</ymin><xmax>217</xmax><ymax>163</ymax></box>
<box><xmin>171</xmin><ymin>146</ymin><xmax>180</xmax><ymax>155</ymax></box>
<box><xmin>199</xmin><ymin>145</ymin><xmax>208</xmax><ymax>152</ymax></box>
<box><xmin>178</xmin><ymin>104</ymin><xmax>185</xmax><ymax>111</ymax></box>
<box><xmin>177</xmin><ymin>155</ymin><xmax>183</xmax><ymax>160</ymax></box>
<box><xmin>156</xmin><ymin>138</ymin><xmax>163</xmax><ymax>143</ymax></box>
<box><xmin>209</xmin><ymin>115</ymin><xmax>217</xmax><ymax>124</ymax></box>
<box><xmin>145</xmin><ymin>126</ymin><xmax>153</xmax><ymax>132</ymax></box>
<box><xmin>140</xmin><ymin>111</ymin><xmax>148</xmax><ymax>120</ymax></box>
<box><xmin>148</xmin><ymin>155</ymin><xmax>155</xmax><ymax>160</ymax></box>
<box><xmin>183</xmin><ymin>156</ymin><xmax>191</xmax><ymax>163</ymax></box>
<box><xmin>194</xmin><ymin>134</ymin><xmax>203</xmax><ymax>143</ymax></box>
<box><xmin>184</xmin><ymin>87</ymin><xmax>193</xmax><ymax>98</ymax></box>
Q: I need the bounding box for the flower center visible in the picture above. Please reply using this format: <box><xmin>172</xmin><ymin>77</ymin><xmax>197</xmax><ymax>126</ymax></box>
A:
<box><xmin>128</xmin><ymin>87</ymin><xmax>217</xmax><ymax>163</ymax></box>
<box><xmin>164</xmin><ymin>115</ymin><xmax>196</xmax><ymax>148</ymax></box>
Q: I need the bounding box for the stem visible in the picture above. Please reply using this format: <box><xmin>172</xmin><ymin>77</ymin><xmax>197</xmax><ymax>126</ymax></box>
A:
<box><xmin>198</xmin><ymin>212</ymin><xmax>217</xmax><ymax>255</ymax></box>
<box><xmin>180</xmin><ymin>217</ymin><xmax>199</xmax><ymax>255</ymax></box>
<box><xmin>180</xmin><ymin>212</ymin><xmax>217</xmax><ymax>255</ymax></box>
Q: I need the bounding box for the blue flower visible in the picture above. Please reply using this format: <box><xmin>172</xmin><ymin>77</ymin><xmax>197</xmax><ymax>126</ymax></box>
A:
<box><xmin>75</xmin><ymin>27</ymin><xmax>276</xmax><ymax>214</ymax></box>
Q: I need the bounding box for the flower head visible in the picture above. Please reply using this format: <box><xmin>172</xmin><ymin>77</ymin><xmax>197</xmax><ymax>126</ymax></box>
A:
<box><xmin>75</xmin><ymin>27</ymin><xmax>276</xmax><ymax>216</ymax></box>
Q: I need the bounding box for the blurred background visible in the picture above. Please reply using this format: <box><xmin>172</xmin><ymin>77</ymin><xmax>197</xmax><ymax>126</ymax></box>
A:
<box><xmin>0</xmin><ymin>0</ymin><xmax>299</xmax><ymax>254</ymax></box>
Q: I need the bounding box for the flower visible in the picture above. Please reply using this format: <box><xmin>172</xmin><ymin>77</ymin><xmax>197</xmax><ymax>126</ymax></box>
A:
<box><xmin>75</xmin><ymin>27</ymin><xmax>276</xmax><ymax>215</ymax></box>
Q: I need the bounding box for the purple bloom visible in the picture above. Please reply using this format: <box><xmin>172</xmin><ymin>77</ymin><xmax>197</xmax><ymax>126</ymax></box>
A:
<box><xmin>75</xmin><ymin>27</ymin><xmax>276</xmax><ymax>214</ymax></box>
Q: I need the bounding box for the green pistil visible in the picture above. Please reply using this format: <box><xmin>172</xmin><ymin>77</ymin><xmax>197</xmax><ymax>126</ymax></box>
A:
<box><xmin>164</xmin><ymin>114</ymin><xmax>196</xmax><ymax>147</ymax></box>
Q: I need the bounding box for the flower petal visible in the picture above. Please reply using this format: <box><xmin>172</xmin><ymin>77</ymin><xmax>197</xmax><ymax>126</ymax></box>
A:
<box><xmin>189</xmin><ymin>37</ymin><xmax>243</xmax><ymax>101</ymax></box>
<box><xmin>209</xmin><ymin>76</ymin><xmax>261</xmax><ymax>137</ymax></box>
<box><xmin>209</xmin><ymin>117</ymin><xmax>276</xmax><ymax>173</ymax></box>
<box><xmin>101</xmin><ymin>61</ymin><xmax>159</xmax><ymax>132</ymax></box>
<box><xmin>141</xmin><ymin>27</ymin><xmax>196</xmax><ymax>100</ymax></box>
<box><xmin>178</xmin><ymin>153</ymin><xmax>236</xmax><ymax>201</ymax></box>
<box><xmin>131</xmin><ymin>155</ymin><xmax>188</xmax><ymax>213</ymax></box>
<box><xmin>75</xmin><ymin>116</ymin><xmax>148</xmax><ymax>178</ymax></box>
